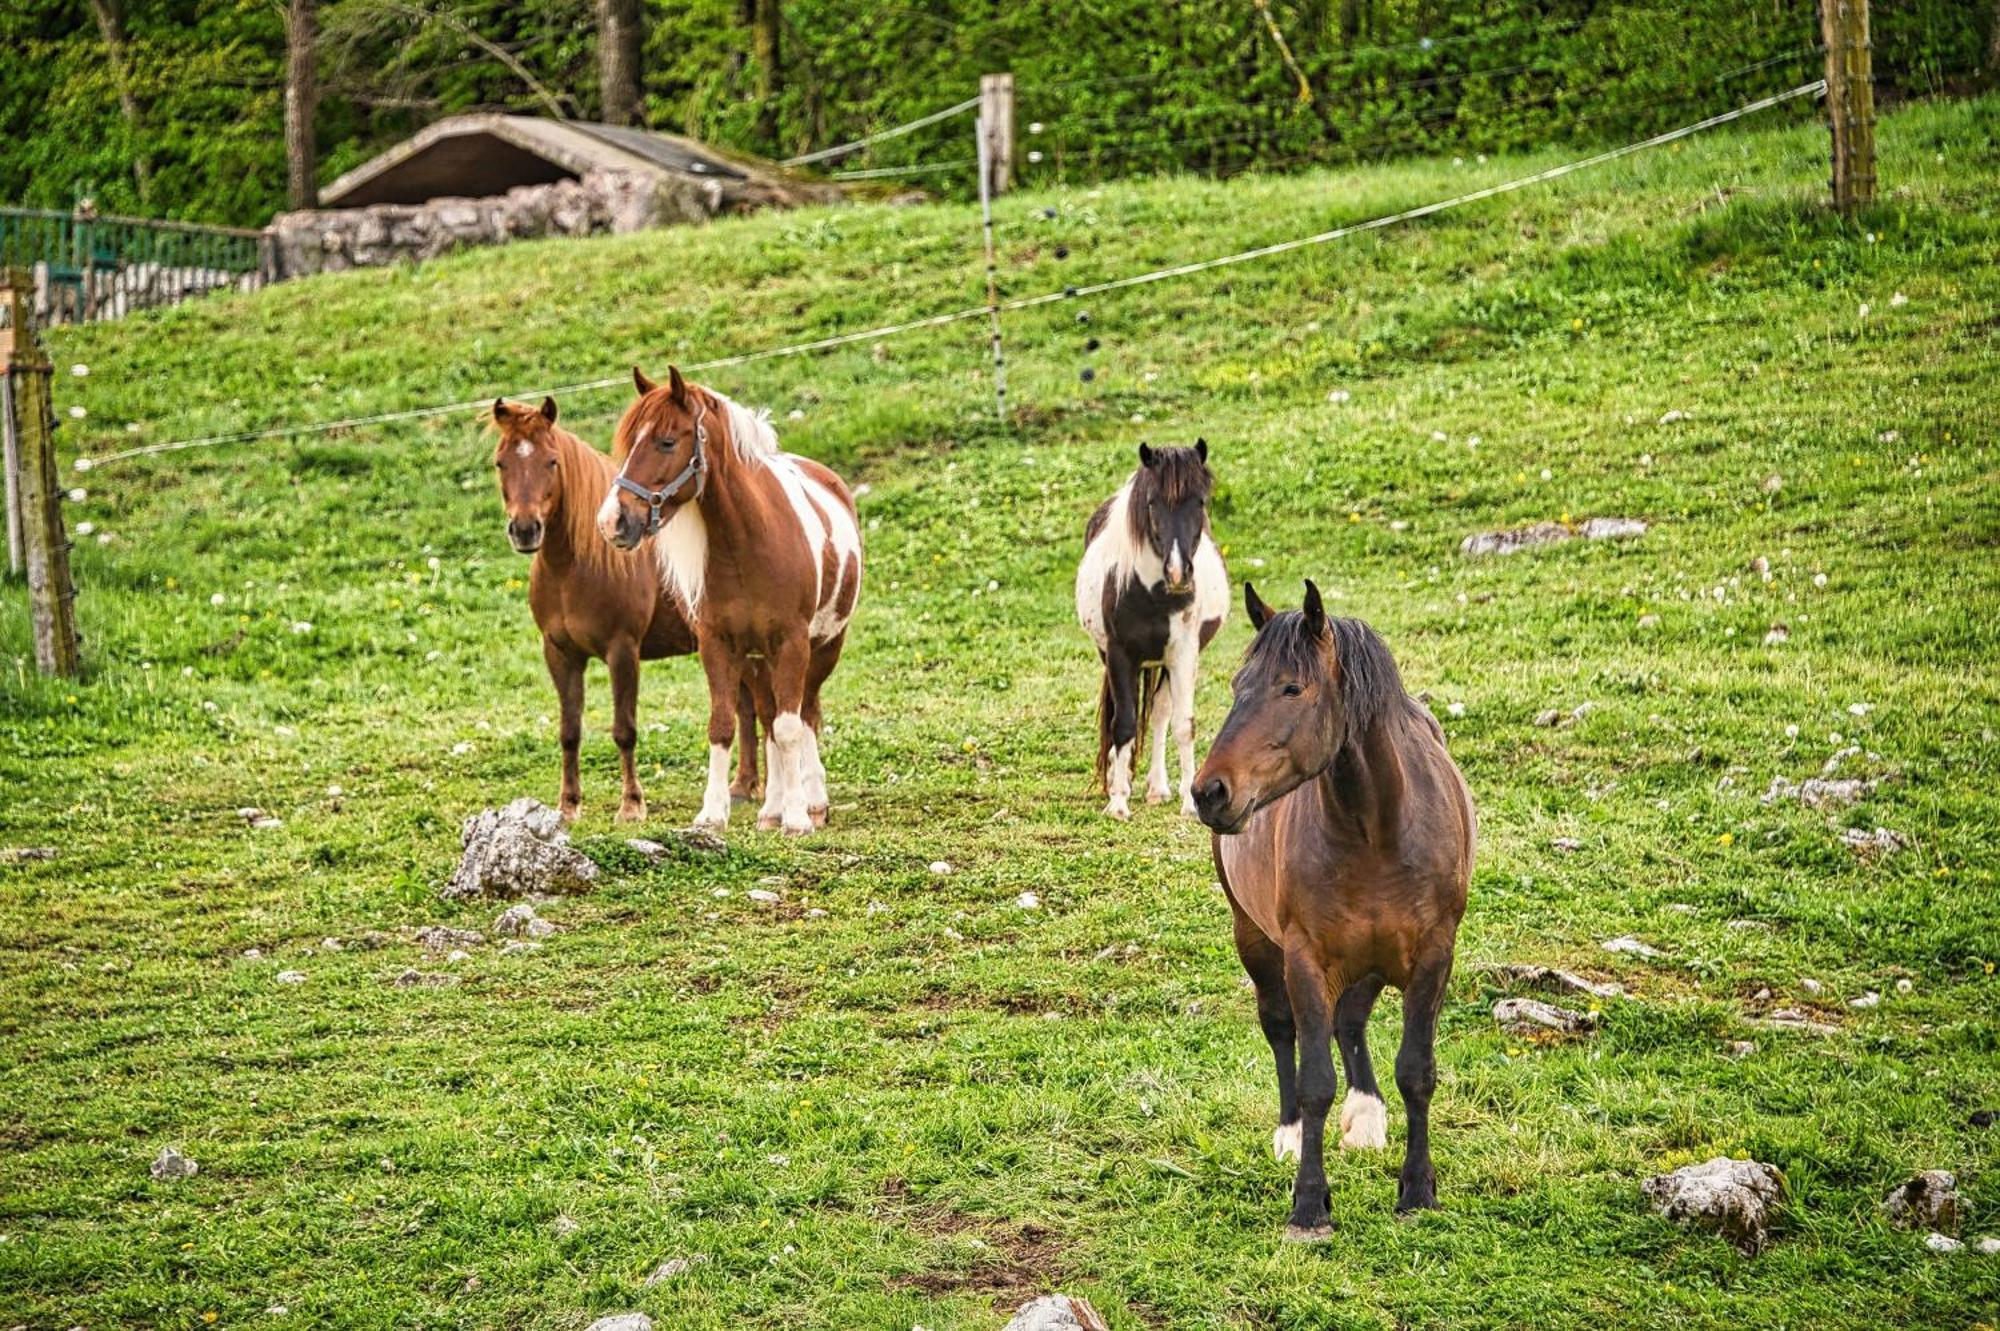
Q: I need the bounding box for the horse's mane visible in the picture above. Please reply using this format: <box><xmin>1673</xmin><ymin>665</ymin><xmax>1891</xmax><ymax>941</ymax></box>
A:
<box><xmin>708</xmin><ymin>388</ymin><xmax>781</xmax><ymax>464</ymax></box>
<box><xmin>547</xmin><ymin>424</ymin><xmax>622</xmax><ymax>568</ymax></box>
<box><xmin>1246</xmin><ymin>611</ymin><xmax>1408</xmax><ymax>748</ymax></box>
<box><xmin>1123</xmin><ymin>446</ymin><xmax>1212</xmax><ymax>546</ymax></box>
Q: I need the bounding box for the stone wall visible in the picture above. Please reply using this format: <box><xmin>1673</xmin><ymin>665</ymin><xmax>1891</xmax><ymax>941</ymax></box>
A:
<box><xmin>269</xmin><ymin>169</ymin><xmax>727</xmax><ymax>278</ymax></box>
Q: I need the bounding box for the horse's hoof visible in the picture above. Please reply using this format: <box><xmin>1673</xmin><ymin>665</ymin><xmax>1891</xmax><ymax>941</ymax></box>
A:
<box><xmin>808</xmin><ymin>805</ymin><xmax>829</xmax><ymax>829</ymax></box>
<box><xmin>1103</xmin><ymin>802</ymin><xmax>1131</xmax><ymax>822</ymax></box>
<box><xmin>781</xmin><ymin>819</ymin><xmax>813</xmax><ymax>838</ymax></box>
<box><xmin>1282</xmin><ymin>1223</ymin><xmax>1333</xmax><ymax>1244</ymax></box>
<box><xmin>1395</xmin><ymin>1193</ymin><xmax>1440</xmax><ymax>1216</ymax></box>
<box><xmin>693</xmin><ymin>812</ymin><xmax>729</xmax><ymax>832</ymax></box>
<box><xmin>615</xmin><ymin>802</ymin><xmax>646</xmax><ymax>824</ymax></box>
<box><xmin>1179</xmin><ymin>797</ymin><xmax>1200</xmax><ymax>818</ymax></box>
<box><xmin>1145</xmin><ymin>785</ymin><xmax>1171</xmax><ymax>805</ymax></box>
<box><xmin>558</xmin><ymin>804</ymin><xmax>581</xmax><ymax>824</ymax></box>
<box><xmin>756</xmin><ymin>814</ymin><xmax>781</xmax><ymax>831</ymax></box>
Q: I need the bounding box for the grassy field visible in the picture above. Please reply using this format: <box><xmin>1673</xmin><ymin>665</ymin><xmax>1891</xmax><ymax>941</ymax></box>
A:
<box><xmin>3</xmin><ymin>92</ymin><xmax>1998</xmax><ymax>1330</ymax></box>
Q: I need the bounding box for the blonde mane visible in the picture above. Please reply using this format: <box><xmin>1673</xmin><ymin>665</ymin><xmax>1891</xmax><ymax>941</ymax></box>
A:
<box><xmin>709</xmin><ymin>389</ymin><xmax>781</xmax><ymax>464</ymax></box>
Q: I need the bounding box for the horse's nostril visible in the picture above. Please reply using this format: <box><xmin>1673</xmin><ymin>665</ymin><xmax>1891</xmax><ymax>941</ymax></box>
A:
<box><xmin>1196</xmin><ymin>778</ymin><xmax>1228</xmax><ymax>810</ymax></box>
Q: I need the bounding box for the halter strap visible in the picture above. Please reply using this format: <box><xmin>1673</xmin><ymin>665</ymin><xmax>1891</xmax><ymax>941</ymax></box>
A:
<box><xmin>612</xmin><ymin>399</ymin><xmax>709</xmax><ymax>536</ymax></box>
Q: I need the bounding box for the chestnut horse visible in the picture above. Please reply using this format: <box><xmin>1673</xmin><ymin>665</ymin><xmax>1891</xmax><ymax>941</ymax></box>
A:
<box><xmin>491</xmin><ymin>396</ymin><xmax>760</xmax><ymax>820</ymax></box>
<box><xmin>597</xmin><ymin>367</ymin><xmax>861</xmax><ymax>835</ymax></box>
<box><xmin>1075</xmin><ymin>441</ymin><xmax>1227</xmax><ymax>819</ymax></box>
<box><xmin>1193</xmin><ymin>581</ymin><xmax>1473</xmax><ymax>1234</ymax></box>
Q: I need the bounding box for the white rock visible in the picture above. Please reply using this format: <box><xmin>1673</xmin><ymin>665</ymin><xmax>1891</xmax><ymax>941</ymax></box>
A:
<box><xmin>1801</xmin><ymin>978</ymin><xmax>1824</xmax><ymax>995</ymax></box>
<box><xmin>1602</xmin><ymin>935</ymin><xmax>1664</xmax><ymax>959</ymax></box>
<box><xmin>805</xmin><ymin>908</ymin><xmax>828</xmax><ymax>919</ymax></box>
<box><xmin>492</xmin><ymin>904</ymin><xmax>538</xmax><ymax>937</ymax></box>
<box><xmin>1659</xmin><ymin>409</ymin><xmax>1687</xmax><ymax>424</ymax></box>
<box><xmin>1975</xmin><ymin>1236</ymin><xmax>2000</xmax><ymax>1255</ymax></box>
<box><xmin>1849</xmin><ymin>991</ymin><xmax>1880</xmax><ymax>1009</ymax></box>
<box><xmin>1925</xmin><ymin>1233</ymin><xmax>1963</xmax><ymax>1254</ymax></box>
<box><xmin>525</xmin><ymin>917</ymin><xmax>556</xmax><ymax>938</ymax></box>
<box><xmin>1884</xmin><ymin>1170</ymin><xmax>1960</xmax><ymax>1232</ymax></box>
<box><xmin>643</xmin><ymin>1254</ymin><xmax>705</xmax><ymax>1285</ymax></box>
<box><xmin>1641</xmin><ymin>1157</ymin><xmax>1782</xmax><ymax>1253</ymax></box>
<box><xmin>1003</xmin><ymin>1295</ymin><xmax>1109</xmax><ymax>1331</ymax></box>
<box><xmin>275</xmin><ymin>970</ymin><xmax>307</xmax><ymax>984</ymax></box>
<box><xmin>583</xmin><ymin>1316</ymin><xmax>653</xmax><ymax>1331</ymax></box>
<box><xmin>1016</xmin><ymin>891</ymin><xmax>1041</xmax><ymax>909</ymax></box>
<box><xmin>747</xmin><ymin>889</ymin><xmax>780</xmax><ymax>904</ymax></box>
<box><xmin>929</xmin><ymin>860</ymin><xmax>953</xmax><ymax>875</ymax></box>
<box><xmin>1493</xmin><ymin>997</ymin><xmax>1598</xmax><ymax>1035</ymax></box>
<box><xmin>444</xmin><ymin>798</ymin><xmax>598</xmax><ymax>899</ymax></box>
<box><xmin>150</xmin><ymin>1146</ymin><xmax>199</xmax><ymax>1180</ymax></box>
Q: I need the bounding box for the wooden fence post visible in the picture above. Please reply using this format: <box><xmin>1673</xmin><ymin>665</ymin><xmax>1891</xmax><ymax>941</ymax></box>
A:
<box><xmin>2</xmin><ymin>267</ymin><xmax>79</xmax><ymax>675</ymax></box>
<box><xmin>980</xmin><ymin>72</ymin><xmax>1014</xmax><ymax>196</ymax></box>
<box><xmin>2</xmin><ymin>372</ymin><xmax>21</xmax><ymax>577</ymax></box>
<box><xmin>1821</xmin><ymin>0</ymin><xmax>1877</xmax><ymax>213</ymax></box>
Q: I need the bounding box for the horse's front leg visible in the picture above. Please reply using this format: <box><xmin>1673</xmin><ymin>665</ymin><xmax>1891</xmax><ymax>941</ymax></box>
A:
<box><xmin>1102</xmin><ymin>648</ymin><xmax>1140</xmax><ymax>820</ymax></box>
<box><xmin>1395</xmin><ymin>952</ymin><xmax>1453</xmax><ymax>1213</ymax></box>
<box><xmin>695</xmin><ymin>646</ymin><xmax>743</xmax><ymax>830</ymax></box>
<box><xmin>758</xmin><ymin>636</ymin><xmax>814</xmax><ymax>836</ymax></box>
<box><xmin>729</xmin><ymin>681</ymin><xmax>761</xmax><ymax>805</ymax></box>
<box><xmin>606</xmin><ymin>639</ymin><xmax>645</xmax><ymax>822</ymax></box>
<box><xmin>1283</xmin><ymin>945</ymin><xmax>1339</xmax><ymax>1240</ymax></box>
<box><xmin>542</xmin><ymin>637</ymin><xmax>586</xmax><ymax>822</ymax></box>
<box><xmin>1144</xmin><ymin>671</ymin><xmax>1173</xmax><ymax>805</ymax></box>
<box><xmin>1168</xmin><ymin>634</ymin><xmax>1201</xmax><ymax>817</ymax></box>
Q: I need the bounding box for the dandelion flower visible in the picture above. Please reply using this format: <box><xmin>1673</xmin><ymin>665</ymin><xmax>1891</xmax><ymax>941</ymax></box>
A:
<box><xmin>210</xmin><ymin>592</ymin><xmax>226</xmax><ymax>607</ymax></box>
<box><xmin>68</xmin><ymin>405</ymin><xmax>86</xmax><ymax>420</ymax></box>
<box><xmin>70</xmin><ymin>363</ymin><xmax>89</xmax><ymax>378</ymax></box>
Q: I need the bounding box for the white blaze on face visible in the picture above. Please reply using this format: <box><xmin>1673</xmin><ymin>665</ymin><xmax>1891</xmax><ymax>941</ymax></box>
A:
<box><xmin>514</xmin><ymin>440</ymin><xmax>534</xmax><ymax>459</ymax></box>
<box><xmin>594</xmin><ymin>488</ymin><xmax>624</xmax><ymax>542</ymax></box>
<box><xmin>1166</xmin><ymin>538</ymin><xmax>1186</xmax><ymax>586</ymax></box>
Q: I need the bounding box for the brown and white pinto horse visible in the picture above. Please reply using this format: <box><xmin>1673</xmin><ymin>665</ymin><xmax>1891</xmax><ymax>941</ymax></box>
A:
<box><xmin>1193</xmin><ymin>582</ymin><xmax>1474</xmax><ymax>1234</ymax></box>
<box><xmin>491</xmin><ymin>396</ymin><xmax>759</xmax><ymax>821</ymax></box>
<box><xmin>598</xmin><ymin>367</ymin><xmax>861</xmax><ymax>835</ymax></box>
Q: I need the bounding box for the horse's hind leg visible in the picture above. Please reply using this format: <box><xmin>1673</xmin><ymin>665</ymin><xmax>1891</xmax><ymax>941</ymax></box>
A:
<box><xmin>543</xmin><ymin>637</ymin><xmax>586</xmax><ymax>822</ymax></box>
<box><xmin>1394</xmin><ymin>952</ymin><xmax>1453</xmax><ymax>1212</ymax></box>
<box><xmin>607</xmin><ymin>639</ymin><xmax>645</xmax><ymax>822</ymax></box>
<box><xmin>1282</xmin><ymin>946</ymin><xmax>1339</xmax><ymax>1240</ymax></box>
<box><xmin>799</xmin><ymin>632</ymin><xmax>845</xmax><ymax>828</ymax></box>
<box><xmin>1335</xmin><ymin>976</ymin><xmax>1389</xmax><ymax>1150</ymax></box>
<box><xmin>1232</xmin><ymin>904</ymin><xmax>1299</xmax><ymax>1162</ymax></box>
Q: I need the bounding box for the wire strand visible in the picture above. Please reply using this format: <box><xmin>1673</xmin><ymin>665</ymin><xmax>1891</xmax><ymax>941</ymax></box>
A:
<box><xmin>782</xmin><ymin>96</ymin><xmax>980</xmax><ymax>167</ymax></box>
<box><xmin>76</xmin><ymin>83</ymin><xmax>1823</xmax><ymax>472</ymax></box>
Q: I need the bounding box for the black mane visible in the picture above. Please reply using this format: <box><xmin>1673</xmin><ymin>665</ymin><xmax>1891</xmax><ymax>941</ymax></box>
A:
<box><xmin>1243</xmin><ymin>611</ymin><xmax>1408</xmax><ymax>746</ymax></box>
<box><xmin>1124</xmin><ymin>446</ymin><xmax>1212</xmax><ymax>543</ymax></box>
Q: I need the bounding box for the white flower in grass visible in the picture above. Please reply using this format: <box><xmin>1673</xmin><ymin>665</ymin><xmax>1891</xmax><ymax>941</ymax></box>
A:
<box><xmin>1016</xmin><ymin>891</ymin><xmax>1040</xmax><ymax>909</ymax></box>
<box><xmin>96</xmin><ymin>532</ymin><xmax>112</xmax><ymax>545</ymax></box>
<box><xmin>451</xmin><ymin>741</ymin><xmax>473</xmax><ymax>755</ymax></box>
<box><xmin>68</xmin><ymin>405</ymin><xmax>86</xmax><ymax>420</ymax></box>
<box><xmin>1327</xmin><ymin>388</ymin><xmax>1351</xmax><ymax>404</ymax></box>
<box><xmin>67</xmin><ymin>488</ymin><xmax>85</xmax><ymax>503</ymax></box>
<box><xmin>1445</xmin><ymin>701</ymin><xmax>1466</xmax><ymax>717</ymax></box>
<box><xmin>70</xmin><ymin>363</ymin><xmax>89</xmax><ymax>378</ymax></box>
<box><xmin>290</xmin><ymin>621</ymin><xmax>313</xmax><ymax>634</ymax></box>
<box><xmin>1890</xmin><ymin>292</ymin><xmax>1908</xmax><ymax>307</ymax></box>
<box><xmin>73</xmin><ymin>456</ymin><xmax>92</xmax><ymax>471</ymax></box>
<box><xmin>1858</xmin><ymin>303</ymin><xmax>1871</xmax><ymax>319</ymax></box>
<box><xmin>74</xmin><ymin>521</ymin><xmax>94</xmax><ymax>536</ymax></box>
<box><xmin>210</xmin><ymin>592</ymin><xmax>226</xmax><ymax>606</ymax></box>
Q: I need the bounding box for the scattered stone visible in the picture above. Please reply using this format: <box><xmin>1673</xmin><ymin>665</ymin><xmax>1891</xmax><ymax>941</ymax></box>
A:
<box><xmin>150</xmin><ymin>1147</ymin><xmax>199</xmax><ymax>1180</ymax></box>
<box><xmin>1801</xmin><ymin>978</ymin><xmax>1824</xmax><ymax>995</ymax></box>
<box><xmin>1839</xmin><ymin>826</ymin><xmax>1906</xmax><ymax>856</ymax></box>
<box><xmin>805</xmin><ymin>908</ymin><xmax>828</xmax><ymax>919</ymax></box>
<box><xmin>1580</xmin><ymin>517</ymin><xmax>1647</xmax><ymax>541</ymax></box>
<box><xmin>1849</xmin><ymin>991</ymin><xmax>1881</xmax><ymax>1010</ymax></box>
<box><xmin>391</xmin><ymin>968</ymin><xmax>455</xmax><ymax>988</ymax></box>
<box><xmin>929</xmin><ymin>860</ymin><xmax>953</xmax><ymax>875</ymax></box>
<box><xmin>1533</xmin><ymin>708</ymin><xmax>1562</xmax><ymax>727</ymax></box>
<box><xmin>1883</xmin><ymin>1171</ymin><xmax>1960</xmax><ymax>1233</ymax></box>
<box><xmin>1493</xmin><ymin>997</ymin><xmax>1598</xmax><ymax>1036</ymax></box>
<box><xmin>1</xmin><ymin>847</ymin><xmax>57</xmax><ymax>862</ymax></box>
<box><xmin>348</xmin><ymin>930</ymin><xmax>394</xmax><ymax>951</ymax></box>
<box><xmin>625</xmin><ymin>838</ymin><xmax>666</xmax><ymax>859</ymax></box>
<box><xmin>242</xmin><ymin>948</ymin><xmax>263</xmax><ymax>960</ymax></box>
<box><xmin>1483</xmin><ymin>963</ymin><xmax>1623</xmax><ymax>999</ymax></box>
<box><xmin>1602</xmin><ymin>935</ymin><xmax>1665</xmax><ymax>960</ymax></box>
<box><xmin>1003</xmin><ymin>1295</ymin><xmax>1110</xmax><ymax>1331</ymax></box>
<box><xmin>643</xmin><ymin>1254</ymin><xmax>707</xmax><ymax>1285</ymax></box>
<box><xmin>582</xmin><ymin>1316</ymin><xmax>652</xmax><ymax>1331</ymax></box>
<box><xmin>1761</xmin><ymin>775</ymin><xmax>1877</xmax><ymax>808</ymax></box>
<box><xmin>1658</xmin><ymin>409</ymin><xmax>1687</xmax><ymax>424</ymax></box>
<box><xmin>551</xmin><ymin>1214</ymin><xmax>581</xmax><ymax>1236</ymax></box>
<box><xmin>443</xmin><ymin>798</ymin><xmax>599</xmax><ymax>899</ymax></box>
<box><xmin>1726</xmin><ymin>1040</ymin><xmax>1757</xmax><ymax>1058</ymax></box>
<box><xmin>492</xmin><ymin>904</ymin><xmax>538</xmax><ymax>937</ymax></box>
<box><xmin>1925</xmin><ymin>1232</ymin><xmax>1964</xmax><ymax>1254</ymax></box>
<box><xmin>1551</xmin><ymin>837</ymin><xmax>1582</xmax><ymax>853</ymax></box>
<box><xmin>526</xmin><ymin>917</ymin><xmax>556</xmax><ymax>939</ymax></box>
<box><xmin>416</xmin><ymin>925</ymin><xmax>484</xmax><ymax>952</ymax></box>
<box><xmin>1016</xmin><ymin>891</ymin><xmax>1041</xmax><ymax>909</ymax></box>
<box><xmin>274</xmin><ymin>970</ymin><xmax>307</xmax><ymax>984</ymax></box>
<box><xmin>747</xmin><ymin>889</ymin><xmax>780</xmax><ymax>904</ymax></box>
<box><xmin>1637</xmin><ymin>613</ymin><xmax>1661</xmax><ymax>629</ymax></box>
<box><xmin>1753</xmin><ymin>1008</ymin><xmax>1840</xmax><ymax>1036</ymax></box>
<box><xmin>500</xmin><ymin>940</ymin><xmax>542</xmax><ymax>956</ymax></box>
<box><xmin>1725</xmin><ymin>920</ymin><xmax>1770</xmax><ymax>932</ymax></box>
<box><xmin>1641</xmin><ymin>1157</ymin><xmax>1783</xmax><ymax>1254</ymax></box>
<box><xmin>1753</xmin><ymin>988</ymin><xmax>1772</xmax><ymax>1001</ymax></box>
<box><xmin>675</xmin><ymin>827</ymin><xmax>727</xmax><ymax>855</ymax></box>
<box><xmin>320</xmin><ymin>937</ymin><xmax>344</xmax><ymax>951</ymax></box>
<box><xmin>446</xmin><ymin>950</ymin><xmax>471</xmax><ymax>964</ymax></box>
<box><xmin>1976</xmin><ymin>1236</ymin><xmax>2000</xmax><ymax>1255</ymax></box>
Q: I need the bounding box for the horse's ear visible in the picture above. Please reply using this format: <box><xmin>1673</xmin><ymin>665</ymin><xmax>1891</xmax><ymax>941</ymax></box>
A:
<box><xmin>1195</xmin><ymin>437</ymin><xmax>1208</xmax><ymax>463</ymax></box>
<box><xmin>1138</xmin><ymin>442</ymin><xmax>1156</xmax><ymax>468</ymax></box>
<box><xmin>491</xmin><ymin>398</ymin><xmax>510</xmax><ymax>422</ymax></box>
<box><xmin>539</xmin><ymin>395</ymin><xmax>558</xmax><ymax>424</ymax></box>
<box><xmin>1245</xmin><ymin>581</ymin><xmax>1273</xmax><ymax>630</ymax></box>
<box><xmin>632</xmin><ymin>365</ymin><xmax>655</xmax><ymax>396</ymax></box>
<box><xmin>1301</xmin><ymin>579</ymin><xmax>1327</xmax><ymax>638</ymax></box>
<box><xmin>668</xmin><ymin>364</ymin><xmax>690</xmax><ymax>405</ymax></box>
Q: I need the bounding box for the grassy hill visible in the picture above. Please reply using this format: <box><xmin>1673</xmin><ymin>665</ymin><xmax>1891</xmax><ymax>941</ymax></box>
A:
<box><xmin>3</xmin><ymin>94</ymin><xmax>1997</xmax><ymax>1329</ymax></box>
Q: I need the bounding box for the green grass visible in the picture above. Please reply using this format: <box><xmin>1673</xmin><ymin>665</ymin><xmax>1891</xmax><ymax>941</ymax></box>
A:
<box><xmin>4</xmin><ymin>95</ymin><xmax>1999</xmax><ymax>1330</ymax></box>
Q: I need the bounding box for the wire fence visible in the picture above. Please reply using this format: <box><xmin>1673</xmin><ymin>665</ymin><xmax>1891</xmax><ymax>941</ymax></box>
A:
<box><xmin>75</xmin><ymin>80</ymin><xmax>1826</xmax><ymax>472</ymax></box>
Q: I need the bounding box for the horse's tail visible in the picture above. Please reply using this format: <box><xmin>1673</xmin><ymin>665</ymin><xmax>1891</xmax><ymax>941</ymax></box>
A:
<box><xmin>1094</xmin><ymin>662</ymin><xmax>1164</xmax><ymax>795</ymax></box>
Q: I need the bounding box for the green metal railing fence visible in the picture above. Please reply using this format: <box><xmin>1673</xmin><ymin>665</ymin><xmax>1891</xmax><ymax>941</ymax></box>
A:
<box><xmin>0</xmin><ymin>208</ymin><xmax>275</xmax><ymax>325</ymax></box>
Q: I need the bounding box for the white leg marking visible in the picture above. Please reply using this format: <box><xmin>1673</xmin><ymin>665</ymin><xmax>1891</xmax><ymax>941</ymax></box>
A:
<box><xmin>1104</xmin><ymin>740</ymin><xmax>1133</xmax><ymax>821</ymax></box>
<box><xmin>1171</xmin><ymin>647</ymin><xmax>1199</xmax><ymax>817</ymax></box>
<box><xmin>1145</xmin><ymin>684</ymin><xmax>1172</xmax><ymax>804</ymax></box>
<box><xmin>799</xmin><ymin>723</ymin><xmax>828</xmax><ymax>812</ymax></box>
<box><xmin>758</xmin><ymin>726</ymin><xmax>789</xmax><ymax>827</ymax></box>
<box><xmin>1272</xmin><ymin>1120</ymin><xmax>1303</xmax><ymax>1161</ymax></box>
<box><xmin>771</xmin><ymin>711</ymin><xmax>812</xmax><ymax>835</ymax></box>
<box><xmin>696</xmin><ymin>744</ymin><xmax>731</xmax><ymax>829</ymax></box>
<box><xmin>1339</xmin><ymin>1089</ymin><xmax>1389</xmax><ymax>1151</ymax></box>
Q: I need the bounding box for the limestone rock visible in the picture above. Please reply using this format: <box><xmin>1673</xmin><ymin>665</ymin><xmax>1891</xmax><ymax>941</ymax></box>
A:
<box><xmin>1642</xmin><ymin>1157</ymin><xmax>1783</xmax><ymax>1254</ymax></box>
<box><xmin>1003</xmin><ymin>1295</ymin><xmax>1110</xmax><ymax>1331</ymax></box>
<box><xmin>583</xmin><ymin>1316</ymin><xmax>652</xmax><ymax>1331</ymax></box>
<box><xmin>1882</xmin><ymin>1171</ymin><xmax>1960</xmax><ymax>1234</ymax></box>
<box><xmin>1483</xmin><ymin>963</ymin><xmax>1623</xmax><ymax>1000</ymax></box>
<box><xmin>444</xmin><ymin>798</ymin><xmax>598</xmax><ymax>899</ymax></box>
<box><xmin>150</xmin><ymin>1146</ymin><xmax>199</xmax><ymax>1180</ymax></box>
<box><xmin>1493</xmin><ymin>997</ymin><xmax>1598</xmax><ymax>1036</ymax></box>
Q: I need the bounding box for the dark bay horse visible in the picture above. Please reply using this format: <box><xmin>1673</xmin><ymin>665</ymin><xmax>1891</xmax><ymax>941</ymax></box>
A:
<box><xmin>491</xmin><ymin>396</ymin><xmax>760</xmax><ymax>820</ymax></box>
<box><xmin>1075</xmin><ymin>442</ymin><xmax>1228</xmax><ymax>819</ymax></box>
<box><xmin>597</xmin><ymin>367</ymin><xmax>861</xmax><ymax>835</ymax></box>
<box><xmin>1193</xmin><ymin>581</ymin><xmax>1474</xmax><ymax>1234</ymax></box>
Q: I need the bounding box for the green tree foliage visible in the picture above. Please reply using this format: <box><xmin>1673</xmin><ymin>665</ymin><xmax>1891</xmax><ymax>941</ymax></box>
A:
<box><xmin>1</xmin><ymin>0</ymin><xmax>1988</xmax><ymax>225</ymax></box>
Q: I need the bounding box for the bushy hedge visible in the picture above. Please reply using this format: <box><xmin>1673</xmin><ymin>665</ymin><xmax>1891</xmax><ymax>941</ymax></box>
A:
<box><xmin>2</xmin><ymin>0</ymin><xmax>1988</xmax><ymax>225</ymax></box>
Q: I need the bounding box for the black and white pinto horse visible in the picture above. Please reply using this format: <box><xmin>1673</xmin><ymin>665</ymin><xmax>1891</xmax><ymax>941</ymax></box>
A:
<box><xmin>1075</xmin><ymin>442</ymin><xmax>1228</xmax><ymax>819</ymax></box>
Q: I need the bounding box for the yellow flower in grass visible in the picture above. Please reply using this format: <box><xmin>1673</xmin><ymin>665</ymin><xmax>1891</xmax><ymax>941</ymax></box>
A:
<box><xmin>1717</xmin><ymin>832</ymin><xmax>1734</xmax><ymax>847</ymax></box>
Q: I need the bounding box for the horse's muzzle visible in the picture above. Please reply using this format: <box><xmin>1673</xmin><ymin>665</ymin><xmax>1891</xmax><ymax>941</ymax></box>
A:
<box><xmin>1194</xmin><ymin>777</ymin><xmax>1247</xmax><ymax>833</ymax></box>
<box><xmin>507</xmin><ymin>518</ymin><xmax>544</xmax><ymax>554</ymax></box>
<box><xmin>604</xmin><ymin>505</ymin><xmax>647</xmax><ymax>550</ymax></box>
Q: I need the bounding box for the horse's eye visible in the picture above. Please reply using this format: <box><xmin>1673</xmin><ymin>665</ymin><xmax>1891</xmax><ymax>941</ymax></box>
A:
<box><xmin>657</xmin><ymin>435</ymin><xmax>673</xmax><ymax>451</ymax></box>
<box><xmin>1281</xmin><ymin>683</ymin><xmax>1303</xmax><ymax>698</ymax></box>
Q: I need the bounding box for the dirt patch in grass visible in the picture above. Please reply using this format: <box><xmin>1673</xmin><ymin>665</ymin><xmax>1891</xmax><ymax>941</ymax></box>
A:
<box><xmin>883</xmin><ymin>1185</ymin><xmax>1070</xmax><ymax>1307</ymax></box>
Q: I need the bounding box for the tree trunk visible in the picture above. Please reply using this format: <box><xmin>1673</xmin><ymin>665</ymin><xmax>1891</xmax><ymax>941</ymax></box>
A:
<box><xmin>1989</xmin><ymin>0</ymin><xmax>2000</xmax><ymax>82</ymax></box>
<box><xmin>86</xmin><ymin>0</ymin><xmax>152</xmax><ymax>207</ymax></box>
<box><xmin>285</xmin><ymin>0</ymin><xmax>318</xmax><ymax>210</ymax></box>
<box><xmin>752</xmin><ymin>0</ymin><xmax>781</xmax><ymax>139</ymax></box>
<box><xmin>596</xmin><ymin>0</ymin><xmax>644</xmax><ymax>126</ymax></box>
